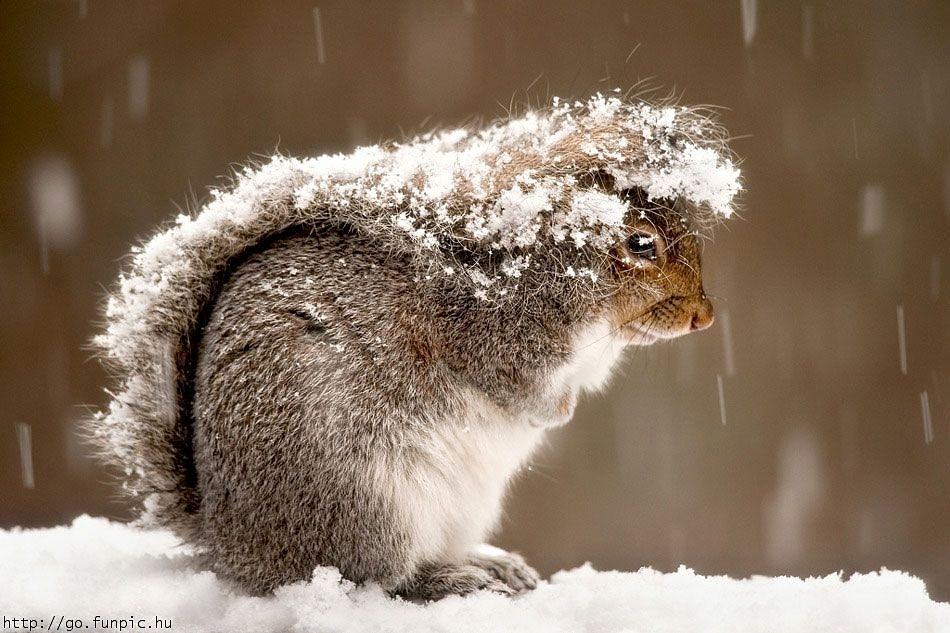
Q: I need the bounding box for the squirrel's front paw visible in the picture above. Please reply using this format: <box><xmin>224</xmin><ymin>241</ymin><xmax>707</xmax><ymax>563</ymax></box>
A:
<box><xmin>468</xmin><ymin>546</ymin><xmax>540</xmax><ymax>594</ymax></box>
<box><xmin>526</xmin><ymin>388</ymin><xmax>578</xmax><ymax>428</ymax></box>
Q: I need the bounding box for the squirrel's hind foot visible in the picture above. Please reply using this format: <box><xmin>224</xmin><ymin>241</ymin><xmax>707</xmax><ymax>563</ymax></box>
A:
<box><xmin>394</xmin><ymin>563</ymin><xmax>515</xmax><ymax>602</ymax></box>
<box><xmin>468</xmin><ymin>547</ymin><xmax>540</xmax><ymax>594</ymax></box>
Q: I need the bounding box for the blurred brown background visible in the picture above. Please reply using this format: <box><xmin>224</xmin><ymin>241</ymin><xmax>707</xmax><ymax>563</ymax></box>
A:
<box><xmin>2</xmin><ymin>0</ymin><xmax>949</xmax><ymax>599</ymax></box>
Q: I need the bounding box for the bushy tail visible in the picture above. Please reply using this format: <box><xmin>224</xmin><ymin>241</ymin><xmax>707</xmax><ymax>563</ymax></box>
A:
<box><xmin>87</xmin><ymin>159</ymin><xmax>322</xmax><ymax>535</ymax></box>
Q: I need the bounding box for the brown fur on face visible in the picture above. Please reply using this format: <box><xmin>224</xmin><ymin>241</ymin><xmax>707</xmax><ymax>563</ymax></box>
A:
<box><xmin>607</xmin><ymin>192</ymin><xmax>714</xmax><ymax>345</ymax></box>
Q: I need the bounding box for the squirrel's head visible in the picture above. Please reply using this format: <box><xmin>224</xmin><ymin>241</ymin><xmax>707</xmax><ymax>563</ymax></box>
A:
<box><xmin>431</xmin><ymin>179</ymin><xmax>721</xmax><ymax>349</ymax></box>
<box><xmin>604</xmin><ymin>189</ymin><xmax>714</xmax><ymax>346</ymax></box>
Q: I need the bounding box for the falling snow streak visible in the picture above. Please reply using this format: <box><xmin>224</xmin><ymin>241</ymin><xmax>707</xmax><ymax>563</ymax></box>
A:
<box><xmin>28</xmin><ymin>155</ymin><xmax>83</xmax><ymax>273</ymax></box>
<box><xmin>127</xmin><ymin>55</ymin><xmax>149</xmax><ymax>119</ymax></box>
<box><xmin>101</xmin><ymin>97</ymin><xmax>114</xmax><ymax>148</ymax></box>
<box><xmin>802</xmin><ymin>5</ymin><xmax>814</xmax><ymax>61</ymax></box>
<box><xmin>943</xmin><ymin>162</ymin><xmax>950</xmax><ymax>223</ymax></box>
<box><xmin>921</xmin><ymin>70</ymin><xmax>934</xmax><ymax>131</ymax></box>
<box><xmin>312</xmin><ymin>7</ymin><xmax>327</xmax><ymax>65</ymax></box>
<box><xmin>347</xmin><ymin>117</ymin><xmax>369</xmax><ymax>145</ymax></box>
<box><xmin>740</xmin><ymin>0</ymin><xmax>757</xmax><ymax>46</ymax></box>
<box><xmin>463</xmin><ymin>0</ymin><xmax>476</xmax><ymax>15</ymax></box>
<box><xmin>930</xmin><ymin>255</ymin><xmax>941</xmax><ymax>301</ymax></box>
<box><xmin>860</xmin><ymin>184</ymin><xmax>884</xmax><ymax>236</ymax></box>
<box><xmin>717</xmin><ymin>375</ymin><xmax>727</xmax><ymax>426</ymax></box>
<box><xmin>48</xmin><ymin>48</ymin><xmax>63</xmax><ymax>101</ymax></box>
<box><xmin>37</xmin><ymin>217</ymin><xmax>49</xmax><ymax>274</ymax></box>
<box><xmin>896</xmin><ymin>304</ymin><xmax>907</xmax><ymax>375</ymax></box>
<box><xmin>720</xmin><ymin>310</ymin><xmax>736</xmax><ymax>377</ymax></box>
<box><xmin>78</xmin><ymin>0</ymin><xmax>88</xmax><ymax>18</ymax></box>
<box><xmin>16</xmin><ymin>423</ymin><xmax>35</xmax><ymax>489</ymax></box>
<box><xmin>920</xmin><ymin>391</ymin><xmax>933</xmax><ymax>444</ymax></box>
<box><xmin>851</xmin><ymin>118</ymin><xmax>859</xmax><ymax>160</ymax></box>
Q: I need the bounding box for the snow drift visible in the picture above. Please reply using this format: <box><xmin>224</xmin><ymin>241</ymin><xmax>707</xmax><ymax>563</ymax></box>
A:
<box><xmin>2</xmin><ymin>516</ymin><xmax>946</xmax><ymax>633</ymax></box>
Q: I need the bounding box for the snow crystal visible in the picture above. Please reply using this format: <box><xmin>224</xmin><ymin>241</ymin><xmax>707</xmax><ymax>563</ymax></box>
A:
<box><xmin>492</xmin><ymin>182</ymin><xmax>552</xmax><ymax>248</ymax></box>
<box><xmin>638</xmin><ymin>144</ymin><xmax>742</xmax><ymax>217</ymax></box>
<box><xmin>565</xmin><ymin>189</ymin><xmax>629</xmax><ymax>247</ymax></box>
<box><xmin>1</xmin><ymin>517</ymin><xmax>947</xmax><ymax>633</ymax></box>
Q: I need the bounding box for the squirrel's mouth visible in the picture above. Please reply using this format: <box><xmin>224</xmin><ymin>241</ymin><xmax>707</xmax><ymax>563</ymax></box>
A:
<box><xmin>618</xmin><ymin>296</ymin><xmax>710</xmax><ymax>345</ymax></box>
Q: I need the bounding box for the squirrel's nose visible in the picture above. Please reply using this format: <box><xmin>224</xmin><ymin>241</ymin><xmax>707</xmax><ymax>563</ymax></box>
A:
<box><xmin>690</xmin><ymin>295</ymin><xmax>715</xmax><ymax>331</ymax></box>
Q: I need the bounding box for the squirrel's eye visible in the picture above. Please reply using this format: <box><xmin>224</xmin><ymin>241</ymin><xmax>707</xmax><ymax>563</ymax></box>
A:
<box><xmin>626</xmin><ymin>233</ymin><xmax>658</xmax><ymax>260</ymax></box>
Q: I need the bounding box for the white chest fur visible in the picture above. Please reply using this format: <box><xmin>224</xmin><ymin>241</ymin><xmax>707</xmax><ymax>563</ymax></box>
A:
<box><xmin>551</xmin><ymin>318</ymin><xmax>629</xmax><ymax>394</ymax></box>
<box><xmin>378</xmin><ymin>318</ymin><xmax>628</xmax><ymax>568</ymax></box>
<box><xmin>389</xmin><ymin>401</ymin><xmax>544</xmax><ymax>566</ymax></box>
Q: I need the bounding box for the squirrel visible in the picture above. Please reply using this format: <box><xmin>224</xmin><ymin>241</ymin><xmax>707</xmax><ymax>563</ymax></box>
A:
<box><xmin>88</xmin><ymin>93</ymin><xmax>740</xmax><ymax>599</ymax></box>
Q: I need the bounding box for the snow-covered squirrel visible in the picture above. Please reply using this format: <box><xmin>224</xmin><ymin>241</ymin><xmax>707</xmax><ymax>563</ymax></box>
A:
<box><xmin>88</xmin><ymin>93</ymin><xmax>741</xmax><ymax>599</ymax></box>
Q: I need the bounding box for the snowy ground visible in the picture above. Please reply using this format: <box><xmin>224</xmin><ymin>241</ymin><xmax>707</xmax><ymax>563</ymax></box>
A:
<box><xmin>1</xmin><ymin>516</ymin><xmax>947</xmax><ymax>633</ymax></box>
